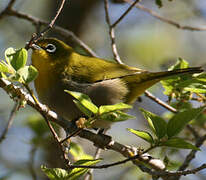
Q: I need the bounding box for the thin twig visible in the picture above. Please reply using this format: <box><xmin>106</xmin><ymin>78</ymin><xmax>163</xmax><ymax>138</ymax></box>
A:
<box><xmin>0</xmin><ymin>0</ymin><xmax>16</xmax><ymax>20</ymax></box>
<box><xmin>144</xmin><ymin>91</ymin><xmax>177</xmax><ymax>113</ymax></box>
<box><xmin>6</xmin><ymin>9</ymin><xmax>97</xmax><ymax>57</ymax></box>
<box><xmin>104</xmin><ymin>0</ymin><xmax>123</xmax><ymax>64</ymax></box>
<box><xmin>23</xmin><ymin>83</ymin><xmax>71</xmax><ymax>167</ymax></box>
<box><xmin>111</xmin><ymin>0</ymin><xmax>140</xmax><ymax>28</ymax></box>
<box><xmin>0</xmin><ymin>102</ymin><xmax>19</xmax><ymax>143</ymax></box>
<box><xmin>124</xmin><ymin>0</ymin><xmax>206</xmax><ymax>31</ymax></box>
<box><xmin>60</xmin><ymin>128</ymin><xmax>82</xmax><ymax>144</ymax></box>
<box><xmin>84</xmin><ymin>129</ymin><xmax>106</xmax><ymax>180</ymax></box>
<box><xmin>26</xmin><ymin>0</ymin><xmax>66</xmax><ymax>49</ymax></box>
<box><xmin>38</xmin><ymin>0</ymin><xmax>66</xmax><ymax>36</ymax></box>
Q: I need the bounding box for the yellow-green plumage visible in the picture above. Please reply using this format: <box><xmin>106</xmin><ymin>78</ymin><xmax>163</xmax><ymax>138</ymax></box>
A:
<box><xmin>31</xmin><ymin>38</ymin><xmax>203</xmax><ymax>128</ymax></box>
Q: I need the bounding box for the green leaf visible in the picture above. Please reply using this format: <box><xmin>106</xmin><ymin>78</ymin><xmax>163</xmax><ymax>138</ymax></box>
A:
<box><xmin>67</xmin><ymin>159</ymin><xmax>101</xmax><ymax>180</ymax></box>
<box><xmin>161</xmin><ymin>138</ymin><xmax>200</xmax><ymax>150</ymax></box>
<box><xmin>167</xmin><ymin>107</ymin><xmax>204</xmax><ymax>138</ymax></box>
<box><xmin>140</xmin><ymin>108</ymin><xmax>167</xmax><ymax>139</ymax></box>
<box><xmin>155</xmin><ymin>0</ymin><xmax>162</xmax><ymax>7</ymax></box>
<box><xmin>65</xmin><ymin>91</ymin><xmax>98</xmax><ymax>114</ymax></box>
<box><xmin>73</xmin><ymin>100</ymin><xmax>92</xmax><ymax>117</ymax></box>
<box><xmin>99</xmin><ymin>103</ymin><xmax>132</xmax><ymax>114</ymax></box>
<box><xmin>17</xmin><ymin>65</ymin><xmax>38</xmax><ymax>84</ymax></box>
<box><xmin>100</xmin><ymin>111</ymin><xmax>135</xmax><ymax>122</ymax></box>
<box><xmin>70</xmin><ymin>142</ymin><xmax>93</xmax><ymax>161</ymax></box>
<box><xmin>6</xmin><ymin>48</ymin><xmax>27</xmax><ymax>71</ymax></box>
<box><xmin>41</xmin><ymin>166</ymin><xmax>70</xmax><ymax>180</ymax></box>
<box><xmin>161</xmin><ymin>58</ymin><xmax>191</xmax><ymax>96</ymax></box>
<box><xmin>0</xmin><ymin>61</ymin><xmax>13</xmax><ymax>73</ymax></box>
<box><xmin>5</xmin><ymin>47</ymin><xmax>15</xmax><ymax>65</ymax></box>
<box><xmin>196</xmin><ymin>73</ymin><xmax>206</xmax><ymax>82</ymax></box>
<box><xmin>168</xmin><ymin>58</ymin><xmax>189</xmax><ymax>71</ymax></box>
<box><xmin>127</xmin><ymin>128</ymin><xmax>154</xmax><ymax>144</ymax></box>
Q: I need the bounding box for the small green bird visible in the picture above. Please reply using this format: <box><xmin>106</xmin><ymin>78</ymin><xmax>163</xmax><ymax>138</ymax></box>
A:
<box><xmin>31</xmin><ymin>38</ymin><xmax>203</xmax><ymax>128</ymax></box>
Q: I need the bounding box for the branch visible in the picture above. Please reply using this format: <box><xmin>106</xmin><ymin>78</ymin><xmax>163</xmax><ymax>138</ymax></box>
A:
<box><xmin>104</xmin><ymin>0</ymin><xmax>123</xmax><ymax>64</ymax></box>
<box><xmin>26</xmin><ymin>0</ymin><xmax>66</xmax><ymax>49</ymax></box>
<box><xmin>111</xmin><ymin>0</ymin><xmax>140</xmax><ymax>28</ymax></box>
<box><xmin>124</xmin><ymin>0</ymin><xmax>206</xmax><ymax>31</ymax></box>
<box><xmin>0</xmin><ymin>0</ymin><xmax>16</xmax><ymax>20</ymax></box>
<box><xmin>144</xmin><ymin>91</ymin><xmax>177</xmax><ymax>113</ymax></box>
<box><xmin>5</xmin><ymin>9</ymin><xmax>98</xmax><ymax>57</ymax></box>
<box><xmin>0</xmin><ymin>78</ymin><xmax>165</xmax><ymax>172</ymax></box>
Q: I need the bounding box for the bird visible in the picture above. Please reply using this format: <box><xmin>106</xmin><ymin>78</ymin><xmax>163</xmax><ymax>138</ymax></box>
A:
<box><xmin>31</xmin><ymin>38</ymin><xmax>203</xmax><ymax>129</ymax></box>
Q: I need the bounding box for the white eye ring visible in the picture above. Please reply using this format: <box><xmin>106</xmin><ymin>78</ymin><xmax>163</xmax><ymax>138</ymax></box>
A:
<box><xmin>45</xmin><ymin>44</ymin><xmax>56</xmax><ymax>53</ymax></box>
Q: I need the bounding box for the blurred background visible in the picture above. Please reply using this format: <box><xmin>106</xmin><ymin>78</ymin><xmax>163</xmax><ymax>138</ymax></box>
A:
<box><xmin>0</xmin><ymin>0</ymin><xmax>206</xmax><ymax>179</ymax></box>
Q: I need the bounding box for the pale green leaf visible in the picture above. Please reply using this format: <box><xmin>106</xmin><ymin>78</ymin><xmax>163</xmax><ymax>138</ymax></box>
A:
<box><xmin>65</xmin><ymin>91</ymin><xmax>98</xmax><ymax>114</ymax></box>
<box><xmin>100</xmin><ymin>111</ymin><xmax>135</xmax><ymax>122</ymax></box>
<box><xmin>41</xmin><ymin>166</ymin><xmax>69</xmax><ymax>180</ymax></box>
<box><xmin>99</xmin><ymin>103</ymin><xmax>132</xmax><ymax>114</ymax></box>
<box><xmin>17</xmin><ymin>65</ymin><xmax>38</xmax><ymax>84</ymax></box>
<box><xmin>73</xmin><ymin>100</ymin><xmax>92</xmax><ymax>117</ymax></box>
<box><xmin>67</xmin><ymin>159</ymin><xmax>101</xmax><ymax>180</ymax></box>
<box><xmin>127</xmin><ymin>128</ymin><xmax>154</xmax><ymax>144</ymax></box>
<box><xmin>70</xmin><ymin>142</ymin><xmax>93</xmax><ymax>161</ymax></box>
<box><xmin>140</xmin><ymin>108</ymin><xmax>167</xmax><ymax>139</ymax></box>
<box><xmin>5</xmin><ymin>47</ymin><xmax>15</xmax><ymax>65</ymax></box>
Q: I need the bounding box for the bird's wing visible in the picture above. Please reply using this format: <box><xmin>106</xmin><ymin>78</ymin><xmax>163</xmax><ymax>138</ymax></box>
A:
<box><xmin>65</xmin><ymin>52</ymin><xmax>146</xmax><ymax>83</ymax></box>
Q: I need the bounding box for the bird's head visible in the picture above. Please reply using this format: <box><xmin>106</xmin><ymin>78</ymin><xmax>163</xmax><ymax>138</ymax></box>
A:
<box><xmin>31</xmin><ymin>38</ymin><xmax>73</xmax><ymax>68</ymax></box>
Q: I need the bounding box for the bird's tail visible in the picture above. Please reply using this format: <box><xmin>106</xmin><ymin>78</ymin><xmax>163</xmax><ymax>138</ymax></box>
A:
<box><xmin>144</xmin><ymin>67</ymin><xmax>203</xmax><ymax>81</ymax></box>
<box><xmin>124</xmin><ymin>67</ymin><xmax>203</xmax><ymax>103</ymax></box>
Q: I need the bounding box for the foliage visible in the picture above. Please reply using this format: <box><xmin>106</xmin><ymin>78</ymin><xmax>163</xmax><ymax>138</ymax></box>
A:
<box><xmin>0</xmin><ymin>47</ymin><xmax>38</xmax><ymax>84</ymax></box>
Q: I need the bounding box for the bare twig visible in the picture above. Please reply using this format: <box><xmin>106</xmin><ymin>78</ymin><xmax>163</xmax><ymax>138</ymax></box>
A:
<box><xmin>5</xmin><ymin>9</ymin><xmax>97</xmax><ymax>57</ymax></box>
<box><xmin>0</xmin><ymin>0</ymin><xmax>16</xmax><ymax>20</ymax></box>
<box><xmin>23</xmin><ymin>83</ymin><xmax>72</xmax><ymax>167</ymax></box>
<box><xmin>0</xmin><ymin>102</ymin><xmax>19</xmax><ymax>143</ymax></box>
<box><xmin>112</xmin><ymin>0</ymin><xmax>140</xmax><ymax>28</ymax></box>
<box><xmin>26</xmin><ymin>0</ymin><xmax>66</xmax><ymax>49</ymax></box>
<box><xmin>124</xmin><ymin>0</ymin><xmax>206</xmax><ymax>31</ymax></box>
<box><xmin>104</xmin><ymin>0</ymin><xmax>123</xmax><ymax>64</ymax></box>
<box><xmin>84</xmin><ymin>129</ymin><xmax>106</xmax><ymax>180</ymax></box>
<box><xmin>144</xmin><ymin>90</ymin><xmax>177</xmax><ymax>113</ymax></box>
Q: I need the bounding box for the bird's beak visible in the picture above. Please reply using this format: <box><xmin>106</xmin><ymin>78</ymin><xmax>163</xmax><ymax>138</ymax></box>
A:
<box><xmin>31</xmin><ymin>44</ymin><xmax>42</xmax><ymax>50</ymax></box>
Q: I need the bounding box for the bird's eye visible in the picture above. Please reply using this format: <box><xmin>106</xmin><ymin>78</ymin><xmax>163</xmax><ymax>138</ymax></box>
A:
<box><xmin>45</xmin><ymin>44</ymin><xmax>56</xmax><ymax>53</ymax></box>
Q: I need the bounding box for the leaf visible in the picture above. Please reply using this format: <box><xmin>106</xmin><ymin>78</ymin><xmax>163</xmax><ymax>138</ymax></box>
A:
<box><xmin>17</xmin><ymin>65</ymin><xmax>38</xmax><ymax>84</ymax></box>
<box><xmin>65</xmin><ymin>91</ymin><xmax>98</xmax><ymax>114</ymax></box>
<box><xmin>0</xmin><ymin>61</ymin><xmax>13</xmax><ymax>73</ymax></box>
<box><xmin>67</xmin><ymin>159</ymin><xmax>101</xmax><ymax>180</ymax></box>
<box><xmin>127</xmin><ymin>128</ymin><xmax>154</xmax><ymax>144</ymax></box>
<box><xmin>168</xmin><ymin>58</ymin><xmax>189</xmax><ymax>71</ymax></box>
<box><xmin>161</xmin><ymin>58</ymin><xmax>191</xmax><ymax>96</ymax></box>
<box><xmin>70</xmin><ymin>142</ymin><xmax>93</xmax><ymax>161</ymax></box>
<box><xmin>5</xmin><ymin>47</ymin><xmax>15</xmax><ymax>65</ymax></box>
<box><xmin>99</xmin><ymin>103</ymin><xmax>132</xmax><ymax>114</ymax></box>
<box><xmin>100</xmin><ymin>110</ymin><xmax>135</xmax><ymax>122</ymax></box>
<box><xmin>140</xmin><ymin>108</ymin><xmax>167</xmax><ymax>139</ymax></box>
<box><xmin>161</xmin><ymin>138</ymin><xmax>200</xmax><ymax>150</ymax></box>
<box><xmin>167</xmin><ymin>107</ymin><xmax>204</xmax><ymax>138</ymax></box>
<box><xmin>41</xmin><ymin>166</ymin><xmax>70</xmax><ymax>180</ymax></box>
<box><xmin>6</xmin><ymin>48</ymin><xmax>27</xmax><ymax>71</ymax></box>
<box><xmin>73</xmin><ymin>100</ymin><xmax>92</xmax><ymax>117</ymax></box>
